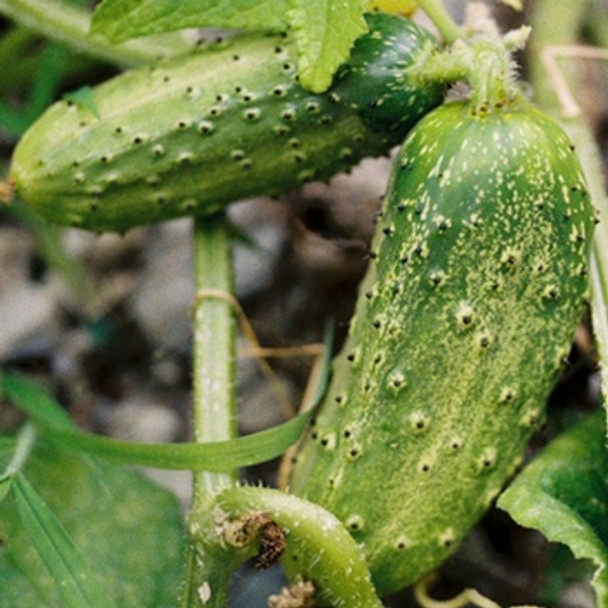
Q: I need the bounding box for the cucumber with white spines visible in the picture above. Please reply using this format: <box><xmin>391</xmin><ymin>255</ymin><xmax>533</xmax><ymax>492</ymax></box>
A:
<box><xmin>9</xmin><ymin>12</ymin><xmax>442</xmax><ymax>233</ymax></box>
<box><xmin>286</xmin><ymin>98</ymin><xmax>595</xmax><ymax>595</ymax></box>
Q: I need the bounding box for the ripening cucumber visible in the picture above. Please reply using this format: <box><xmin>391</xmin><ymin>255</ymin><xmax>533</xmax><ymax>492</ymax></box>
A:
<box><xmin>9</xmin><ymin>13</ymin><xmax>442</xmax><ymax>233</ymax></box>
<box><xmin>285</xmin><ymin>98</ymin><xmax>595</xmax><ymax>596</ymax></box>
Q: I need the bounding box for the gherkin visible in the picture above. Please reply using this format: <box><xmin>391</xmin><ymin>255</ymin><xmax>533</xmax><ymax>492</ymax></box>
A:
<box><xmin>10</xmin><ymin>13</ymin><xmax>441</xmax><ymax>232</ymax></box>
<box><xmin>286</xmin><ymin>99</ymin><xmax>595</xmax><ymax>596</ymax></box>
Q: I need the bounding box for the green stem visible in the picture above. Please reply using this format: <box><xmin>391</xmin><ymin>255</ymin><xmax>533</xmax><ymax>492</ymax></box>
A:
<box><xmin>0</xmin><ymin>0</ymin><xmax>192</xmax><ymax>67</ymax></box>
<box><xmin>191</xmin><ymin>214</ymin><xmax>239</xmax><ymax>505</ymax></box>
<box><xmin>468</xmin><ymin>41</ymin><xmax>516</xmax><ymax>108</ymax></box>
<box><xmin>408</xmin><ymin>36</ymin><xmax>517</xmax><ymax>110</ymax></box>
<box><xmin>527</xmin><ymin>0</ymin><xmax>608</xmax><ymax>409</ymax></box>
<box><xmin>407</xmin><ymin>1</ymin><xmax>529</xmax><ymax>110</ymax></box>
<box><xmin>415</xmin><ymin>0</ymin><xmax>464</xmax><ymax>44</ymax></box>
<box><xmin>214</xmin><ymin>486</ymin><xmax>385</xmax><ymax>608</ymax></box>
<box><xmin>180</xmin><ymin>214</ymin><xmax>239</xmax><ymax>608</ymax></box>
<box><xmin>181</xmin><ymin>486</ymin><xmax>386</xmax><ymax>607</ymax></box>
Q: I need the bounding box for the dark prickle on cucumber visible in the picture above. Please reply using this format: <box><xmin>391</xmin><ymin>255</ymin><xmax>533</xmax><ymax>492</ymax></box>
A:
<box><xmin>9</xmin><ymin>13</ymin><xmax>442</xmax><ymax>232</ymax></box>
<box><xmin>286</xmin><ymin>98</ymin><xmax>595</xmax><ymax>596</ymax></box>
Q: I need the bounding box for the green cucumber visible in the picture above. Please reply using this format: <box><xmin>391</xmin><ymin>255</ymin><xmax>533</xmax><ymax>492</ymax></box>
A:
<box><xmin>286</xmin><ymin>99</ymin><xmax>595</xmax><ymax>596</ymax></box>
<box><xmin>9</xmin><ymin>13</ymin><xmax>442</xmax><ymax>233</ymax></box>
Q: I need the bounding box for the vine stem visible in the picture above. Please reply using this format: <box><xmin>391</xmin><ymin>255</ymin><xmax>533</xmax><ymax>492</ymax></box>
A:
<box><xmin>191</xmin><ymin>214</ymin><xmax>239</xmax><ymax>505</ymax></box>
<box><xmin>215</xmin><ymin>486</ymin><xmax>385</xmax><ymax>608</ymax></box>
<box><xmin>414</xmin><ymin>0</ymin><xmax>464</xmax><ymax>44</ymax></box>
<box><xmin>527</xmin><ymin>0</ymin><xmax>608</xmax><ymax>410</ymax></box>
<box><xmin>0</xmin><ymin>0</ymin><xmax>192</xmax><ymax>67</ymax></box>
<box><xmin>179</xmin><ymin>214</ymin><xmax>239</xmax><ymax>608</ymax></box>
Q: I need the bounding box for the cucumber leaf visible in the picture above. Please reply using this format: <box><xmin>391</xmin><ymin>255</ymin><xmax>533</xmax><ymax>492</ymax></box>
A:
<box><xmin>0</xmin><ymin>553</ymin><xmax>42</xmax><ymax>607</ymax></box>
<box><xmin>11</xmin><ymin>473</ymin><xmax>118</xmax><ymax>608</ymax></box>
<box><xmin>1</xmin><ymin>372</ymin><xmax>75</xmax><ymax>432</ymax></box>
<box><xmin>0</xmin><ymin>370</ymin><xmax>317</xmax><ymax>471</ymax></box>
<box><xmin>90</xmin><ymin>0</ymin><xmax>290</xmax><ymax>42</ymax></box>
<box><xmin>287</xmin><ymin>0</ymin><xmax>368</xmax><ymax>92</ymax></box>
<box><xmin>0</xmin><ymin>441</ymin><xmax>186</xmax><ymax>608</ymax></box>
<box><xmin>91</xmin><ymin>0</ymin><xmax>368</xmax><ymax>92</ymax></box>
<box><xmin>498</xmin><ymin>410</ymin><xmax>608</xmax><ymax>607</ymax></box>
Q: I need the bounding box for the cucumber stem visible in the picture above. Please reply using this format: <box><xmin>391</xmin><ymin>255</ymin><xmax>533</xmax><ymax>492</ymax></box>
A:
<box><xmin>191</xmin><ymin>214</ymin><xmax>238</xmax><ymax>504</ymax></box>
<box><xmin>216</xmin><ymin>486</ymin><xmax>385</xmax><ymax>608</ymax></box>
<box><xmin>180</xmin><ymin>214</ymin><xmax>239</xmax><ymax>608</ymax></box>
<box><xmin>408</xmin><ymin>35</ymin><xmax>520</xmax><ymax>110</ymax></box>
<box><xmin>467</xmin><ymin>39</ymin><xmax>518</xmax><ymax>109</ymax></box>
<box><xmin>415</xmin><ymin>0</ymin><xmax>465</xmax><ymax>44</ymax></box>
<box><xmin>407</xmin><ymin>1</ymin><xmax>533</xmax><ymax>110</ymax></box>
<box><xmin>0</xmin><ymin>0</ymin><xmax>192</xmax><ymax>67</ymax></box>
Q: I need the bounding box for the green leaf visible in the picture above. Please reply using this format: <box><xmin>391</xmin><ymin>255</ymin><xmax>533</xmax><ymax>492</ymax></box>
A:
<box><xmin>0</xmin><ymin>479</ymin><xmax>10</xmax><ymax>503</ymax></box>
<box><xmin>498</xmin><ymin>410</ymin><xmax>608</xmax><ymax>607</ymax></box>
<box><xmin>0</xmin><ymin>372</ymin><xmax>75</xmax><ymax>431</ymax></box>
<box><xmin>91</xmin><ymin>0</ymin><xmax>289</xmax><ymax>43</ymax></box>
<box><xmin>287</xmin><ymin>0</ymin><xmax>368</xmax><ymax>92</ymax></box>
<box><xmin>0</xmin><ymin>441</ymin><xmax>186</xmax><ymax>608</ymax></box>
<box><xmin>91</xmin><ymin>0</ymin><xmax>368</xmax><ymax>92</ymax></box>
<box><xmin>11</xmin><ymin>473</ymin><xmax>118</xmax><ymax>608</ymax></box>
<box><xmin>1</xmin><ymin>371</ymin><xmax>318</xmax><ymax>471</ymax></box>
<box><xmin>43</xmin><ymin>412</ymin><xmax>315</xmax><ymax>470</ymax></box>
<box><xmin>0</xmin><ymin>552</ymin><xmax>42</xmax><ymax>607</ymax></box>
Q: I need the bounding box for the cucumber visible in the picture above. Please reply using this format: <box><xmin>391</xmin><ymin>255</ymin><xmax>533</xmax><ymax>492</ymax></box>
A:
<box><xmin>9</xmin><ymin>13</ymin><xmax>442</xmax><ymax>232</ymax></box>
<box><xmin>285</xmin><ymin>99</ymin><xmax>595</xmax><ymax>596</ymax></box>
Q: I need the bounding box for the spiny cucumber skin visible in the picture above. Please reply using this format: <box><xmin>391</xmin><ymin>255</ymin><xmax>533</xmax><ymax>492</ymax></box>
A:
<box><xmin>10</xmin><ymin>13</ymin><xmax>442</xmax><ymax>233</ymax></box>
<box><xmin>287</xmin><ymin>100</ymin><xmax>595</xmax><ymax>596</ymax></box>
